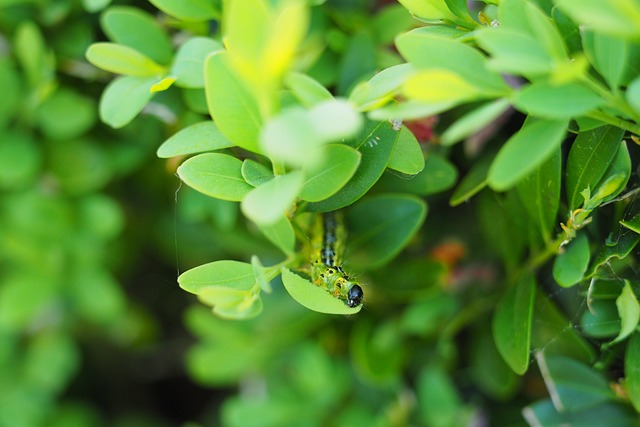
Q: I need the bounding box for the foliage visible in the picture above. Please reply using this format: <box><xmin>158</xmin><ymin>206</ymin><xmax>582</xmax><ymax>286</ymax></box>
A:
<box><xmin>4</xmin><ymin>0</ymin><xmax>640</xmax><ymax>425</ymax></box>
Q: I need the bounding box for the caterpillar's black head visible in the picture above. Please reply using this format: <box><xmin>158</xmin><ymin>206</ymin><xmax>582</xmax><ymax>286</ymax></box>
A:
<box><xmin>347</xmin><ymin>285</ymin><xmax>363</xmax><ymax>308</ymax></box>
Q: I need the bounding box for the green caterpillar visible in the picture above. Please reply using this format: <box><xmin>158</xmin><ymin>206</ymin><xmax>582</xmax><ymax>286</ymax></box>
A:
<box><xmin>309</xmin><ymin>211</ymin><xmax>363</xmax><ymax>308</ymax></box>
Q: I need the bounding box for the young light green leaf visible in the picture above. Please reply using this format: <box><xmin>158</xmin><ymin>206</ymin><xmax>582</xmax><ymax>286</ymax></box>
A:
<box><xmin>621</xmin><ymin>214</ymin><xmax>640</xmax><ymax>234</ymax></box>
<box><xmin>250</xmin><ymin>255</ymin><xmax>272</xmax><ymax>293</ymax></box>
<box><xmin>241</xmin><ymin>159</ymin><xmax>273</xmax><ymax>187</ymax></box>
<box><xmin>625</xmin><ymin>333</ymin><xmax>640</xmax><ymax>412</ymax></box>
<box><xmin>395</xmin><ymin>31</ymin><xmax>508</xmax><ymax>93</ymax></box>
<box><xmin>493</xmin><ymin>273</ymin><xmax>535</xmax><ymax>375</ymax></box>
<box><xmin>515</xmin><ymin>148</ymin><xmax>561</xmax><ymax>243</ymax></box>
<box><xmin>157</xmin><ymin>121</ymin><xmax>234</xmax><ymax>158</ymax></box>
<box><xmin>99</xmin><ymin>75</ymin><xmax>156</xmax><ymax>128</ymax></box>
<box><xmin>553</xmin><ymin>233</ymin><xmax>590</xmax><ymax>288</ymax></box>
<box><xmin>592</xmin><ymin>141</ymin><xmax>631</xmax><ymax>205</ymax></box>
<box><xmin>441</xmin><ymin>98</ymin><xmax>510</xmax><ymax>146</ymax></box>
<box><xmin>536</xmin><ymin>352</ymin><xmax>615</xmax><ymax>412</ymax></box>
<box><xmin>347</xmin><ymin>194</ymin><xmax>427</xmax><ymax>268</ymax></box>
<box><xmin>241</xmin><ymin>172</ymin><xmax>303</xmax><ymax>225</ymax></box>
<box><xmin>396</xmin><ymin>0</ymin><xmax>457</xmax><ymax>22</ymax></box>
<box><xmin>488</xmin><ymin>118</ymin><xmax>567</xmax><ymax>191</ymax></box>
<box><xmin>611</xmin><ymin>281</ymin><xmax>640</xmax><ymax>345</ymax></box>
<box><xmin>308</xmin><ymin>121</ymin><xmax>400</xmax><ymax>212</ymax></box>
<box><xmin>101</xmin><ymin>6</ymin><xmax>173</xmax><ymax>65</ymax></box>
<box><xmin>177</xmin><ymin>153</ymin><xmax>253</xmax><ymax>201</ymax></box>
<box><xmin>349</xmin><ymin>63</ymin><xmax>415</xmax><ymax>111</ymax></box>
<box><xmin>300</xmin><ymin>144</ymin><xmax>361</xmax><ymax>202</ymax></box>
<box><xmin>403</xmin><ymin>69</ymin><xmax>482</xmax><ymax>104</ymax></box>
<box><xmin>205</xmin><ymin>51</ymin><xmax>262</xmax><ymax>153</ymax></box>
<box><xmin>566</xmin><ymin>126</ymin><xmax>625</xmax><ymax>210</ymax></box>
<box><xmin>512</xmin><ymin>82</ymin><xmax>603</xmax><ymax>119</ymax></box>
<box><xmin>522</xmin><ymin>0</ymin><xmax>567</xmax><ymax>61</ymax></box>
<box><xmin>86</xmin><ymin>42</ymin><xmax>165</xmax><ymax>76</ymax></box>
<box><xmin>284</xmin><ymin>72</ymin><xmax>333</xmax><ymax>107</ymax></box>
<box><xmin>257</xmin><ymin>215</ymin><xmax>295</xmax><ymax>256</ymax></box>
<box><xmin>387</xmin><ymin>126</ymin><xmax>424</xmax><ymax>175</ymax></box>
<box><xmin>172</xmin><ymin>37</ymin><xmax>222</xmax><ymax>88</ymax></box>
<box><xmin>148</xmin><ymin>0</ymin><xmax>218</xmax><ymax>22</ymax></box>
<box><xmin>281</xmin><ymin>268</ymin><xmax>362</xmax><ymax>315</ymax></box>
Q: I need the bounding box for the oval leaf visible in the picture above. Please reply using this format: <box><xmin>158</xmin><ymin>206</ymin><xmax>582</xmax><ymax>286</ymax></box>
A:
<box><xmin>493</xmin><ymin>273</ymin><xmax>535</xmax><ymax>375</ymax></box>
<box><xmin>157</xmin><ymin>121</ymin><xmax>234</xmax><ymax>158</ymax></box>
<box><xmin>177</xmin><ymin>153</ymin><xmax>253</xmax><ymax>201</ymax></box>
<box><xmin>553</xmin><ymin>233</ymin><xmax>590</xmax><ymax>288</ymax></box>
<box><xmin>300</xmin><ymin>144</ymin><xmax>361</xmax><ymax>202</ymax></box>
<box><xmin>99</xmin><ymin>76</ymin><xmax>155</xmax><ymax>128</ymax></box>
<box><xmin>512</xmin><ymin>82</ymin><xmax>603</xmax><ymax>119</ymax></box>
<box><xmin>488</xmin><ymin>118</ymin><xmax>567</xmax><ymax>191</ymax></box>
<box><xmin>281</xmin><ymin>268</ymin><xmax>362</xmax><ymax>315</ymax></box>
<box><xmin>347</xmin><ymin>194</ymin><xmax>427</xmax><ymax>268</ymax></box>
<box><xmin>178</xmin><ymin>260</ymin><xmax>256</xmax><ymax>294</ymax></box>
<box><xmin>86</xmin><ymin>42</ymin><xmax>165</xmax><ymax>76</ymax></box>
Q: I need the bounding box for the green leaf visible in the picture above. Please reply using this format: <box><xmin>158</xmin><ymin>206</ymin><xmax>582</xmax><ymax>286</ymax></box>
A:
<box><xmin>257</xmin><ymin>215</ymin><xmax>295</xmax><ymax>256</ymax></box>
<box><xmin>581</xmin><ymin>300</ymin><xmax>621</xmax><ymax>339</ymax></box>
<box><xmin>512</xmin><ymin>82</ymin><xmax>603</xmax><ymax>118</ymax></box>
<box><xmin>241</xmin><ymin>159</ymin><xmax>273</xmax><ymax>187</ymax></box>
<box><xmin>417</xmin><ymin>365</ymin><xmax>464</xmax><ymax>427</ymax></box>
<box><xmin>261</xmin><ymin>101</ymin><xmax>363</xmax><ymax>168</ymax></box>
<box><xmin>177</xmin><ymin>153</ymin><xmax>253</xmax><ymax>201</ymax></box>
<box><xmin>593</xmin><ymin>141</ymin><xmax>631</xmax><ymax>205</ymax></box>
<box><xmin>536</xmin><ymin>352</ymin><xmax>615</xmax><ymax>411</ymax></box>
<box><xmin>172</xmin><ymin>37</ymin><xmax>222</xmax><ymax>88</ymax></box>
<box><xmin>15</xmin><ymin>21</ymin><xmax>52</xmax><ymax>88</ymax></box>
<box><xmin>532</xmin><ymin>291</ymin><xmax>596</xmax><ymax>363</ymax></box>
<box><xmin>250</xmin><ymin>256</ymin><xmax>272</xmax><ymax>293</ymax></box>
<box><xmin>284</xmin><ymin>72</ymin><xmax>333</xmax><ymax>107</ymax></box>
<box><xmin>449</xmin><ymin>152</ymin><xmax>493</xmax><ymax>206</ymax></box>
<box><xmin>403</xmin><ymin>69</ymin><xmax>483</xmax><ymax>104</ymax></box>
<box><xmin>101</xmin><ymin>6</ymin><xmax>173</xmax><ymax>65</ymax></box>
<box><xmin>148</xmin><ymin>0</ymin><xmax>218</xmax><ymax>22</ymax></box>
<box><xmin>308</xmin><ymin>121</ymin><xmax>400</xmax><ymax>212</ymax></box>
<box><xmin>487</xmin><ymin>118</ymin><xmax>567</xmax><ymax>191</ymax></box>
<box><xmin>396</xmin><ymin>31</ymin><xmax>508</xmax><ymax>93</ymax></box>
<box><xmin>338</xmin><ymin>31</ymin><xmax>377</xmax><ymax>96</ymax></box>
<box><xmin>99</xmin><ymin>76</ymin><xmax>155</xmax><ymax>128</ymax></box>
<box><xmin>386</xmin><ymin>126</ymin><xmax>424</xmax><ymax>175</ymax></box>
<box><xmin>86</xmin><ymin>42</ymin><xmax>165</xmax><ymax>76</ymax></box>
<box><xmin>587</xmin><ymin>226</ymin><xmax>640</xmax><ymax>277</ymax></box>
<box><xmin>493</xmin><ymin>273</ymin><xmax>535</xmax><ymax>375</ymax></box>
<box><xmin>553</xmin><ymin>233</ymin><xmax>590</xmax><ymax>288</ymax></box>
<box><xmin>157</xmin><ymin>121</ymin><xmax>234</xmax><ymax>158</ymax></box>
<box><xmin>441</xmin><ymin>98</ymin><xmax>510</xmax><ymax>146</ymax></box>
<box><xmin>178</xmin><ymin>260</ymin><xmax>261</xmax><ymax>320</ymax></box>
<box><xmin>611</xmin><ymin>280</ymin><xmax>640</xmax><ymax>345</ymax></box>
<box><xmin>396</xmin><ymin>0</ymin><xmax>457</xmax><ymax>22</ymax></box>
<box><xmin>554</xmin><ymin>0</ymin><xmax>640</xmax><ymax>39</ymax></box>
<box><xmin>300</xmin><ymin>144</ymin><xmax>361</xmax><ymax>202</ymax></box>
<box><xmin>621</xmin><ymin>213</ymin><xmax>640</xmax><ymax>234</ymax></box>
<box><xmin>349</xmin><ymin>64</ymin><xmax>415</xmax><ymax>111</ymax></box>
<box><xmin>625</xmin><ymin>333</ymin><xmax>640</xmax><ymax>412</ymax></box>
<box><xmin>0</xmin><ymin>131</ymin><xmax>41</xmax><ymax>190</ymax></box>
<box><xmin>582</xmin><ymin>30</ymin><xmax>630</xmax><ymax>89</ymax></box>
<box><xmin>376</xmin><ymin>153</ymin><xmax>457</xmax><ymax>196</ymax></box>
<box><xmin>241</xmin><ymin>172</ymin><xmax>303</xmax><ymax>225</ymax></box>
<box><xmin>281</xmin><ymin>268</ymin><xmax>362</xmax><ymax>315</ymax></box>
<box><xmin>476</xmin><ymin>28</ymin><xmax>553</xmax><ymax>77</ymax></box>
<box><xmin>524</xmin><ymin>399</ymin><xmax>638</xmax><ymax>427</ymax></box>
<box><xmin>522</xmin><ymin>0</ymin><xmax>567</xmax><ymax>61</ymax></box>
<box><xmin>369</xmin><ymin>99</ymin><xmax>457</xmax><ymax>121</ymax></box>
<box><xmin>566</xmin><ymin>126</ymin><xmax>625</xmax><ymax>210</ymax></box>
<box><xmin>205</xmin><ymin>51</ymin><xmax>262</xmax><ymax>153</ymax></box>
<box><xmin>515</xmin><ymin>148</ymin><xmax>561</xmax><ymax>243</ymax></box>
<box><xmin>36</xmin><ymin>89</ymin><xmax>96</xmax><ymax>140</ymax></box>
<box><xmin>347</xmin><ymin>194</ymin><xmax>427</xmax><ymax>268</ymax></box>
<box><xmin>627</xmin><ymin>76</ymin><xmax>640</xmax><ymax>114</ymax></box>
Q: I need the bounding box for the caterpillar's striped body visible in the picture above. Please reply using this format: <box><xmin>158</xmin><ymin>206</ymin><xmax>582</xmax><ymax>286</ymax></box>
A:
<box><xmin>310</xmin><ymin>211</ymin><xmax>363</xmax><ymax>308</ymax></box>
